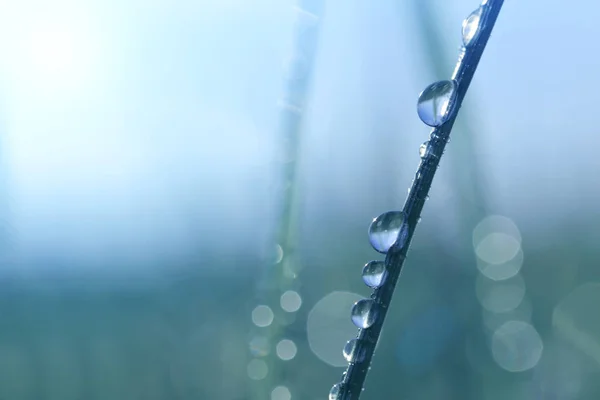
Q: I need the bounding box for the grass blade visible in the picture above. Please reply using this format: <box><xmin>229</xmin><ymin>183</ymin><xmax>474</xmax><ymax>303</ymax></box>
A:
<box><xmin>330</xmin><ymin>1</ymin><xmax>505</xmax><ymax>399</ymax></box>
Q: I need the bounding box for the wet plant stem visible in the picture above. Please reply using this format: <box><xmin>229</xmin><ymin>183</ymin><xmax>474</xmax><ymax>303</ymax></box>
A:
<box><xmin>334</xmin><ymin>1</ymin><xmax>505</xmax><ymax>398</ymax></box>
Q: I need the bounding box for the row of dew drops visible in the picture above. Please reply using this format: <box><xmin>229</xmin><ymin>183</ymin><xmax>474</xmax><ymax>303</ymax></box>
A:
<box><xmin>329</xmin><ymin>2</ymin><xmax>488</xmax><ymax>399</ymax></box>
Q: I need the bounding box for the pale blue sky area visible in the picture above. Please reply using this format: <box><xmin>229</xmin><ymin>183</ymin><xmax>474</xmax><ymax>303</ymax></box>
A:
<box><xmin>0</xmin><ymin>0</ymin><xmax>597</xmax><ymax>278</ymax></box>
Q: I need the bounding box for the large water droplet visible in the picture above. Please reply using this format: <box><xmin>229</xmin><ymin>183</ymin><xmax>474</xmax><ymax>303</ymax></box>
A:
<box><xmin>351</xmin><ymin>299</ymin><xmax>379</xmax><ymax>329</ymax></box>
<box><xmin>462</xmin><ymin>7</ymin><xmax>483</xmax><ymax>47</ymax></box>
<box><xmin>417</xmin><ymin>80</ymin><xmax>458</xmax><ymax>127</ymax></box>
<box><xmin>343</xmin><ymin>338</ymin><xmax>365</xmax><ymax>363</ymax></box>
<box><xmin>362</xmin><ymin>261</ymin><xmax>387</xmax><ymax>288</ymax></box>
<box><xmin>329</xmin><ymin>383</ymin><xmax>344</xmax><ymax>400</ymax></box>
<box><xmin>368</xmin><ymin>211</ymin><xmax>408</xmax><ymax>253</ymax></box>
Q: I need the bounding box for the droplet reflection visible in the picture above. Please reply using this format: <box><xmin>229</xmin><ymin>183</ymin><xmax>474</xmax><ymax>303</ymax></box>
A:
<box><xmin>362</xmin><ymin>261</ymin><xmax>387</xmax><ymax>288</ymax></box>
<box><xmin>328</xmin><ymin>383</ymin><xmax>343</xmax><ymax>400</ymax></box>
<box><xmin>417</xmin><ymin>80</ymin><xmax>458</xmax><ymax>127</ymax></box>
<box><xmin>343</xmin><ymin>338</ymin><xmax>365</xmax><ymax>363</ymax></box>
<box><xmin>462</xmin><ymin>7</ymin><xmax>484</xmax><ymax>47</ymax></box>
<box><xmin>368</xmin><ymin>211</ymin><xmax>408</xmax><ymax>253</ymax></box>
<box><xmin>351</xmin><ymin>299</ymin><xmax>379</xmax><ymax>329</ymax></box>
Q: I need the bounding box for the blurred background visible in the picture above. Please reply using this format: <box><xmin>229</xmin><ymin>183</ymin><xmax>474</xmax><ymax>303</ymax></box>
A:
<box><xmin>0</xmin><ymin>0</ymin><xmax>599</xmax><ymax>399</ymax></box>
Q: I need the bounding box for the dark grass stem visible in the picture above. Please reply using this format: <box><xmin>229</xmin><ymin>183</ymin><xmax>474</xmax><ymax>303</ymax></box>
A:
<box><xmin>247</xmin><ymin>2</ymin><xmax>324</xmax><ymax>399</ymax></box>
<box><xmin>409</xmin><ymin>0</ymin><xmax>490</xmax><ymax>218</ymax></box>
<box><xmin>330</xmin><ymin>1</ymin><xmax>504</xmax><ymax>399</ymax></box>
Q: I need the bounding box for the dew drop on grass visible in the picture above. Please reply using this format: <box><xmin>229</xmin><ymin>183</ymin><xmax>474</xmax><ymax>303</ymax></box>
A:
<box><xmin>368</xmin><ymin>211</ymin><xmax>408</xmax><ymax>253</ymax></box>
<box><xmin>343</xmin><ymin>338</ymin><xmax>365</xmax><ymax>363</ymax></box>
<box><xmin>462</xmin><ymin>7</ymin><xmax>484</xmax><ymax>47</ymax></box>
<box><xmin>351</xmin><ymin>299</ymin><xmax>379</xmax><ymax>329</ymax></box>
<box><xmin>362</xmin><ymin>261</ymin><xmax>387</xmax><ymax>288</ymax></box>
<box><xmin>329</xmin><ymin>383</ymin><xmax>343</xmax><ymax>400</ymax></box>
<box><xmin>417</xmin><ymin>80</ymin><xmax>458</xmax><ymax>127</ymax></box>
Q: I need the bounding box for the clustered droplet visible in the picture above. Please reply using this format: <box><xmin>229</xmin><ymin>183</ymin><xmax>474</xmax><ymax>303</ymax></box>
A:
<box><xmin>362</xmin><ymin>261</ymin><xmax>387</xmax><ymax>288</ymax></box>
<box><xmin>368</xmin><ymin>211</ymin><xmax>409</xmax><ymax>253</ymax></box>
<box><xmin>417</xmin><ymin>80</ymin><xmax>458</xmax><ymax>127</ymax></box>
<box><xmin>462</xmin><ymin>6</ymin><xmax>484</xmax><ymax>47</ymax></box>
<box><xmin>351</xmin><ymin>299</ymin><xmax>379</xmax><ymax>329</ymax></box>
<box><xmin>343</xmin><ymin>338</ymin><xmax>366</xmax><ymax>363</ymax></box>
<box><xmin>329</xmin><ymin>383</ymin><xmax>344</xmax><ymax>400</ymax></box>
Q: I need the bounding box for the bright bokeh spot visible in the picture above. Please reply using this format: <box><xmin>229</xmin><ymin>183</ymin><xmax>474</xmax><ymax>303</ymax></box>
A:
<box><xmin>476</xmin><ymin>232</ymin><xmax>521</xmax><ymax>265</ymax></box>
<box><xmin>473</xmin><ymin>215</ymin><xmax>523</xmax><ymax>281</ymax></box>
<box><xmin>477</xmin><ymin>248</ymin><xmax>524</xmax><ymax>281</ymax></box>
<box><xmin>276</xmin><ymin>339</ymin><xmax>297</xmax><ymax>361</ymax></box>
<box><xmin>271</xmin><ymin>385</ymin><xmax>291</xmax><ymax>400</ymax></box>
<box><xmin>491</xmin><ymin>320</ymin><xmax>543</xmax><ymax>372</ymax></box>
<box><xmin>307</xmin><ymin>291</ymin><xmax>363</xmax><ymax>367</ymax></box>
<box><xmin>251</xmin><ymin>305</ymin><xmax>274</xmax><ymax>328</ymax></box>
<box><xmin>280</xmin><ymin>290</ymin><xmax>302</xmax><ymax>313</ymax></box>
<box><xmin>473</xmin><ymin>215</ymin><xmax>522</xmax><ymax>247</ymax></box>
<box><xmin>473</xmin><ymin>216</ymin><xmax>523</xmax><ymax>281</ymax></box>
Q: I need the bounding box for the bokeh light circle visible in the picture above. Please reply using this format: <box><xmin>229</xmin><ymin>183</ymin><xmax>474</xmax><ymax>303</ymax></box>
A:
<box><xmin>280</xmin><ymin>290</ymin><xmax>302</xmax><ymax>313</ymax></box>
<box><xmin>491</xmin><ymin>320</ymin><xmax>543</xmax><ymax>372</ymax></box>
<box><xmin>252</xmin><ymin>305</ymin><xmax>274</xmax><ymax>328</ymax></box>
<box><xmin>271</xmin><ymin>385</ymin><xmax>292</xmax><ymax>400</ymax></box>
<box><xmin>276</xmin><ymin>339</ymin><xmax>297</xmax><ymax>361</ymax></box>
<box><xmin>307</xmin><ymin>291</ymin><xmax>363</xmax><ymax>367</ymax></box>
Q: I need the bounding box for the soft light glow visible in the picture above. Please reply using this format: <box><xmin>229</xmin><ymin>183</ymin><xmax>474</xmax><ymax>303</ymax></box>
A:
<box><xmin>251</xmin><ymin>305</ymin><xmax>274</xmax><ymax>328</ymax></box>
<box><xmin>307</xmin><ymin>291</ymin><xmax>363</xmax><ymax>367</ymax></box>
<box><xmin>0</xmin><ymin>6</ymin><xmax>101</xmax><ymax>96</ymax></box>
<box><xmin>276</xmin><ymin>339</ymin><xmax>297</xmax><ymax>361</ymax></box>
<box><xmin>26</xmin><ymin>28</ymin><xmax>76</xmax><ymax>76</ymax></box>
<box><xmin>491</xmin><ymin>320</ymin><xmax>543</xmax><ymax>372</ymax></box>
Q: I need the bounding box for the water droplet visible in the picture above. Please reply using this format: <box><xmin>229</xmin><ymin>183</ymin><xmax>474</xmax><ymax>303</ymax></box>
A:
<box><xmin>462</xmin><ymin>7</ymin><xmax>483</xmax><ymax>47</ymax></box>
<box><xmin>329</xmin><ymin>383</ymin><xmax>344</xmax><ymax>400</ymax></box>
<box><xmin>351</xmin><ymin>299</ymin><xmax>379</xmax><ymax>329</ymax></box>
<box><xmin>362</xmin><ymin>261</ymin><xmax>387</xmax><ymax>288</ymax></box>
<box><xmin>368</xmin><ymin>211</ymin><xmax>408</xmax><ymax>253</ymax></box>
<box><xmin>343</xmin><ymin>338</ymin><xmax>366</xmax><ymax>363</ymax></box>
<box><xmin>417</xmin><ymin>80</ymin><xmax>458</xmax><ymax>127</ymax></box>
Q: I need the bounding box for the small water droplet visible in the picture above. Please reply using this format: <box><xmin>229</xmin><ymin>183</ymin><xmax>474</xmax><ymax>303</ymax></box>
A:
<box><xmin>343</xmin><ymin>338</ymin><xmax>366</xmax><ymax>363</ymax></box>
<box><xmin>368</xmin><ymin>211</ymin><xmax>408</xmax><ymax>253</ymax></box>
<box><xmin>417</xmin><ymin>80</ymin><xmax>458</xmax><ymax>127</ymax></box>
<box><xmin>329</xmin><ymin>383</ymin><xmax>343</xmax><ymax>400</ymax></box>
<box><xmin>419</xmin><ymin>141</ymin><xmax>431</xmax><ymax>158</ymax></box>
<box><xmin>462</xmin><ymin>7</ymin><xmax>483</xmax><ymax>47</ymax></box>
<box><xmin>351</xmin><ymin>299</ymin><xmax>379</xmax><ymax>329</ymax></box>
<box><xmin>362</xmin><ymin>261</ymin><xmax>387</xmax><ymax>288</ymax></box>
